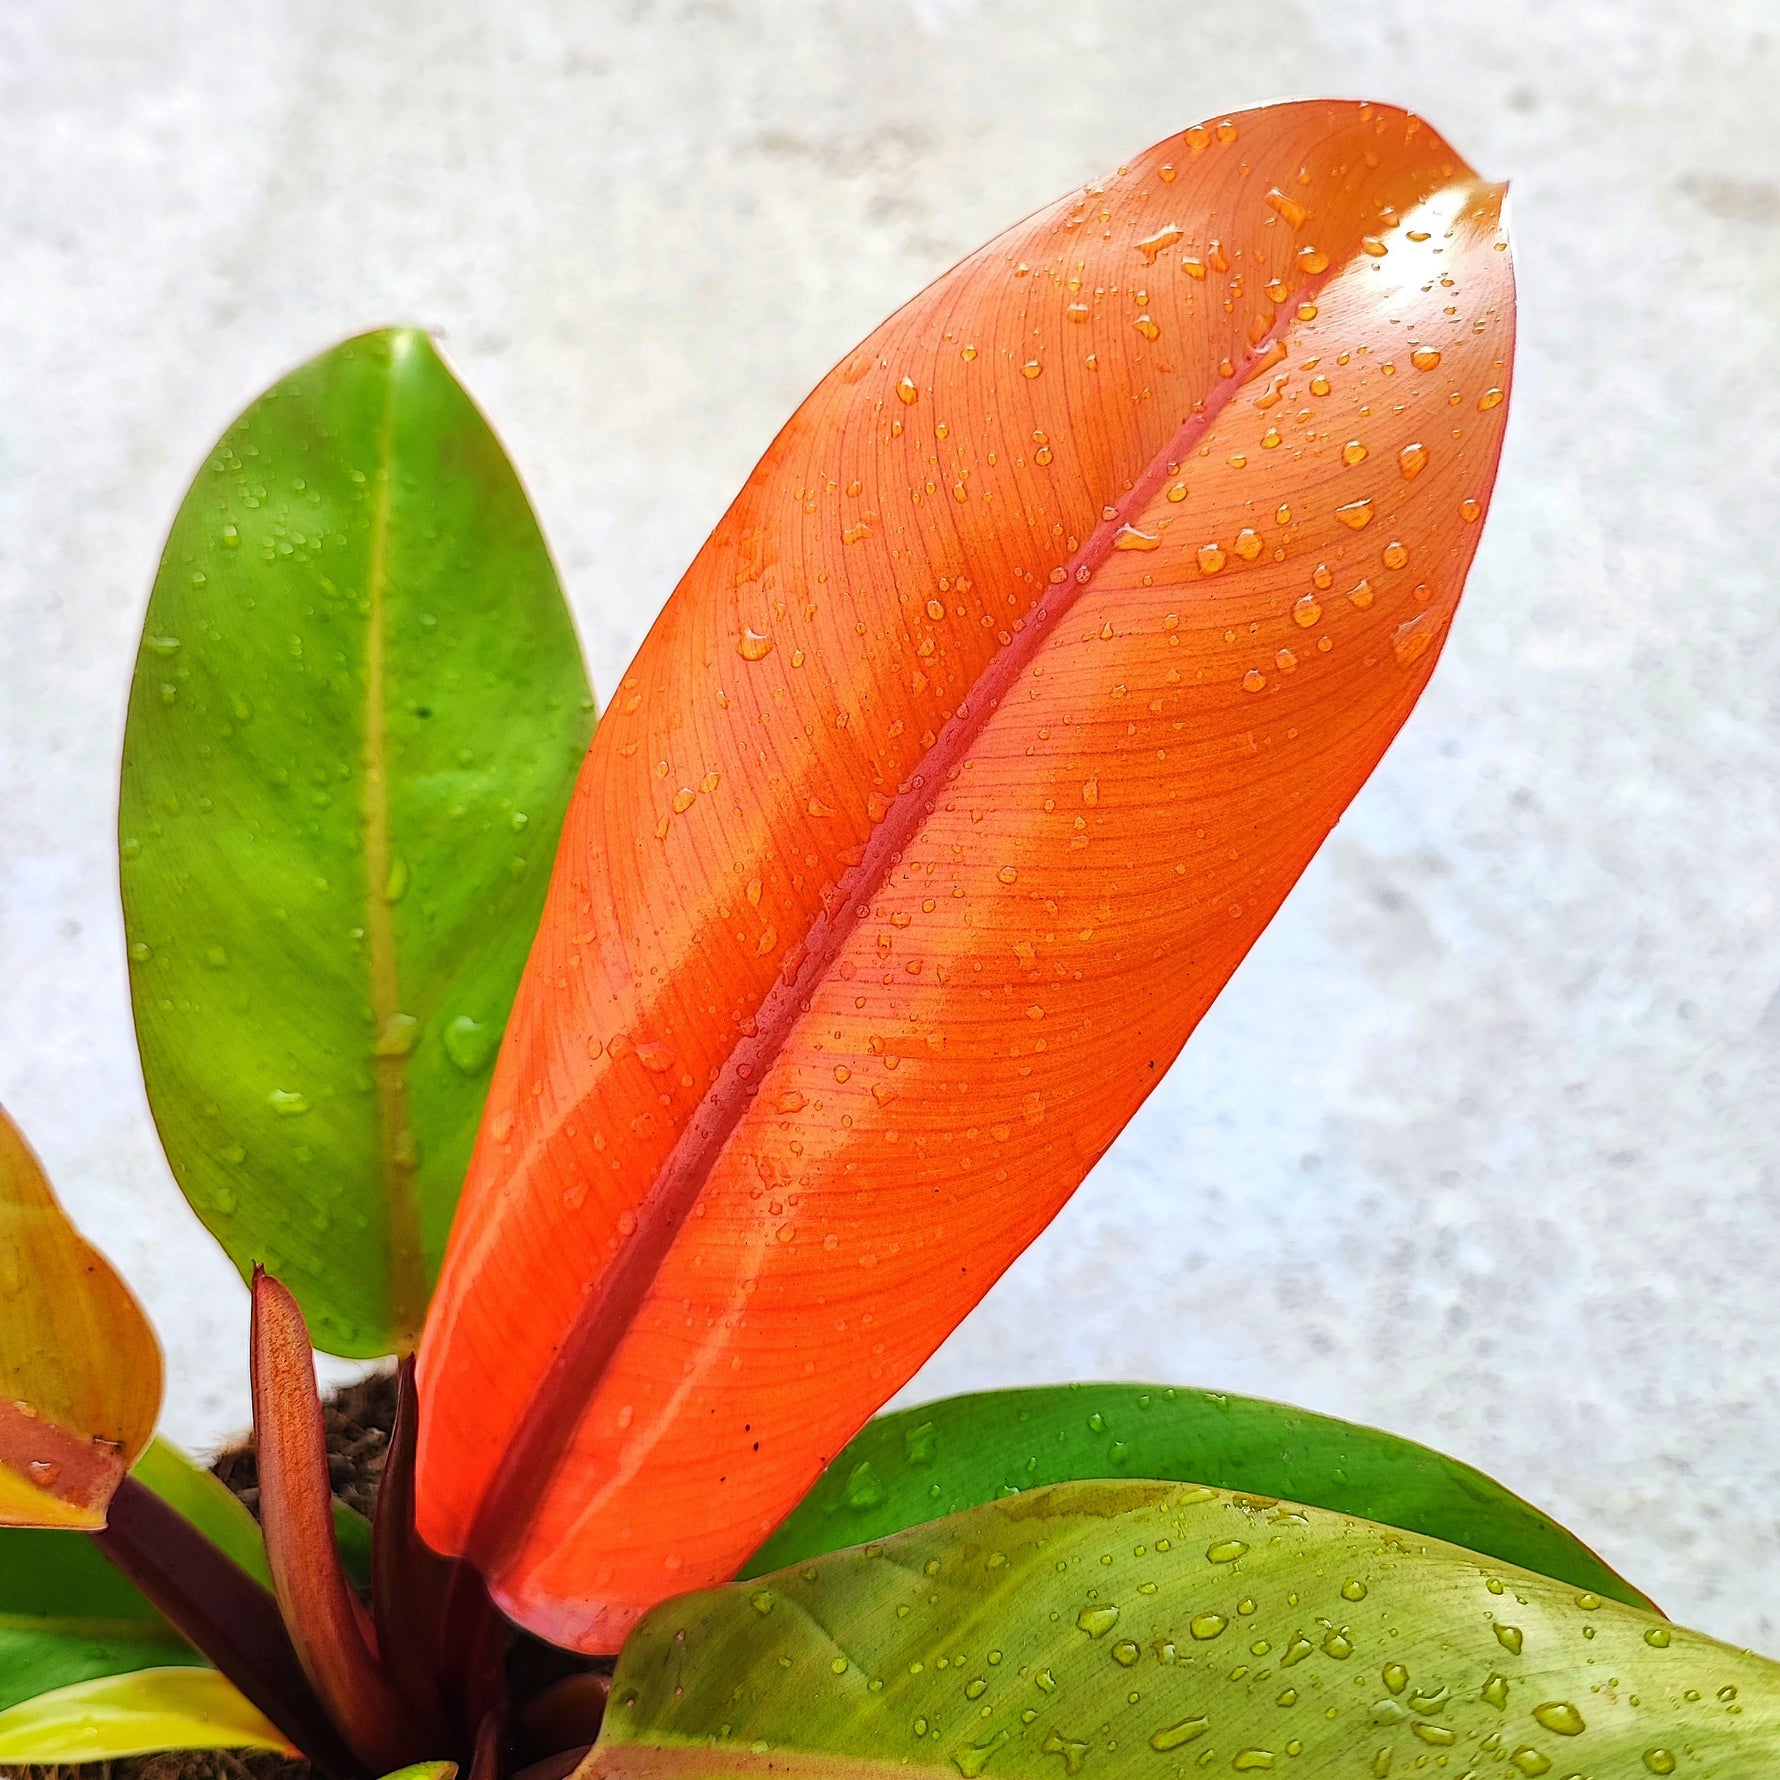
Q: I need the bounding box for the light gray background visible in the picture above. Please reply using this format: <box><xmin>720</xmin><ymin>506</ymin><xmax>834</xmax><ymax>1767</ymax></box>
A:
<box><xmin>4</xmin><ymin>0</ymin><xmax>1778</xmax><ymax>1652</ymax></box>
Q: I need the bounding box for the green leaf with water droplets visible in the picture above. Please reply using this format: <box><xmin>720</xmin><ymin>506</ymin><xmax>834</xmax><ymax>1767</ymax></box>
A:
<box><xmin>120</xmin><ymin>329</ymin><xmax>594</xmax><ymax>1355</ymax></box>
<box><xmin>748</xmin><ymin>1384</ymin><xmax>1653</xmax><ymax>1613</ymax></box>
<box><xmin>598</xmin><ymin>1480</ymin><xmax>1780</xmax><ymax>1780</ymax></box>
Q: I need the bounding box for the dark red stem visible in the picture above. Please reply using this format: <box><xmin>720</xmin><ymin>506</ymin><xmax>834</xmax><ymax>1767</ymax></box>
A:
<box><xmin>93</xmin><ymin>1474</ymin><xmax>363</xmax><ymax>1779</ymax></box>
<box><xmin>373</xmin><ymin>1356</ymin><xmax>457</xmax><ymax>1734</ymax></box>
<box><xmin>251</xmin><ymin>1266</ymin><xmax>439</xmax><ymax>1772</ymax></box>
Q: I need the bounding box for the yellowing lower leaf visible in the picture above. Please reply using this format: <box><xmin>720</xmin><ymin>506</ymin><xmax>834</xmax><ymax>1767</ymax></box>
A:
<box><xmin>0</xmin><ymin>1666</ymin><xmax>288</xmax><ymax>1763</ymax></box>
<box><xmin>597</xmin><ymin>1481</ymin><xmax>1780</xmax><ymax>1780</ymax></box>
<box><xmin>0</xmin><ymin>1106</ymin><xmax>163</xmax><ymax>1528</ymax></box>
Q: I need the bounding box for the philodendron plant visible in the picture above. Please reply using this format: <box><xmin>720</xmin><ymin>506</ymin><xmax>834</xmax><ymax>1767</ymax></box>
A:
<box><xmin>4</xmin><ymin>97</ymin><xmax>1775</xmax><ymax>1780</ymax></box>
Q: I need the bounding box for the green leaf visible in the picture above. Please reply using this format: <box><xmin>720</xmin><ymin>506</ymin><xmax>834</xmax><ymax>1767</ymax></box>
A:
<box><xmin>120</xmin><ymin>327</ymin><xmax>595</xmax><ymax>1355</ymax></box>
<box><xmin>749</xmin><ymin>1384</ymin><xmax>1653</xmax><ymax>1614</ymax></box>
<box><xmin>605</xmin><ymin>1479</ymin><xmax>1780</xmax><ymax>1780</ymax></box>
<box><xmin>0</xmin><ymin>1667</ymin><xmax>287</xmax><ymax>1763</ymax></box>
<box><xmin>0</xmin><ymin>1439</ymin><xmax>264</xmax><ymax>1714</ymax></box>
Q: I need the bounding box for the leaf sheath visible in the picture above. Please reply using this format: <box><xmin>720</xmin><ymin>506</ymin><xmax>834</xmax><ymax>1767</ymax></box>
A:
<box><xmin>250</xmin><ymin>1269</ymin><xmax>429</xmax><ymax>1772</ymax></box>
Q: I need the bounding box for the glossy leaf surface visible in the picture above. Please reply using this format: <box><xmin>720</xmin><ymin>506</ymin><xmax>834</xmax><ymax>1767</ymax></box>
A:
<box><xmin>594</xmin><ymin>1482</ymin><xmax>1780</xmax><ymax>1780</ymax></box>
<box><xmin>0</xmin><ymin>1667</ymin><xmax>288</xmax><ymax>1764</ymax></box>
<box><xmin>0</xmin><ymin>1106</ymin><xmax>162</xmax><ymax>1528</ymax></box>
<box><xmin>418</xmin><ymin>100</ymin><xmax>1516</xmax><ymax>1650</ymax></box>
<box><xmin>0</xmin><ymin>1440</ymin><xmax>268</xmax><ymax>1722</ymax></box>
<box><xmin>746</xmin><ymin>1384</ymin><xmax>1653</xmax><ymax>1612</ymax></box>
<box><xmin>121</xmin><ymin>328</ymin><xmax>595</xmax><ymax>1357</ymax></box>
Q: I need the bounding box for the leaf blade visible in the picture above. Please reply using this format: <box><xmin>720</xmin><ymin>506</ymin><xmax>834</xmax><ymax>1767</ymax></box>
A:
<box><xmin>745</xmin><ymin>1384</ymin><xmax>1654</xmax><ymax>1612</ymax></box>
<box><xmin>121</xmin><ymin>327</ymin><xmax>595</xmax><ymax>1356</ymax></box>
<box><xmin>0</xmin><ymin>1667</ymin><xmax>290</xmax><ymax>1764</ymax></box>
<box><xmin>0</xmin><ymin>1106</ymin><xmax>162</xmax><ymax>1528</ymax></box>
<box><xmin>418</xmin><ymin>102</ymin><xmax>1516</xmax><ymax>1649</ymax></box>
<box><xmin>596</xmin><ymin>1482</ymin><xmax>1780</xmax><ymax>1780</ymax></box>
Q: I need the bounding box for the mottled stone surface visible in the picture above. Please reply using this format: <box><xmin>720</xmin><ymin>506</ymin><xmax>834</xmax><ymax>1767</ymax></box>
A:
<box><xmin>2</xmin><ymin>0</ymin><xmax>1776</xmax><ymax>1652</ymax></box>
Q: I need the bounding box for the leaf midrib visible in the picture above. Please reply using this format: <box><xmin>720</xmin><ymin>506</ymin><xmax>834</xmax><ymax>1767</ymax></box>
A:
<box><xmin>362</xmin><ymin>345</ymin><xmax>425</xmax><ymax>1350</ymax></box>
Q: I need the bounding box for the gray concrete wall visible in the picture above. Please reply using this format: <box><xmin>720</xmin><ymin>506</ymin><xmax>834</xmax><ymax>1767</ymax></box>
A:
<box><xmin>3</xmin><ymin>0</ymin><xmax>1777</xmax><ymax>1652</ymax></box>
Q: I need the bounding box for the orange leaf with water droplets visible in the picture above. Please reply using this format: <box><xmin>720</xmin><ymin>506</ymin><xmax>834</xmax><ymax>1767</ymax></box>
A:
<box><xmin>415</xmin><ymin>98</ymin><xmax>1515</xmax><ymax>1652</ymax></box>
<box><xmin>0</xmin><ymin>1106</ymin><xmax>163</xmax><ymax>1528</ymax></box>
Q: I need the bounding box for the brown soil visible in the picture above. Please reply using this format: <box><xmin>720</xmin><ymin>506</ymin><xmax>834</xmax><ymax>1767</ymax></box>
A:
<box><xmin>2</xmin><ymin>1371</ymin><xmax>399</xmax><ymax>1780</ymax></box>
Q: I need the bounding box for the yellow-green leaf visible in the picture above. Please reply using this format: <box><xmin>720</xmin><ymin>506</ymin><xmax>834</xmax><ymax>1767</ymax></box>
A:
<box><xmin>597</xmin><ymin>1480</ymin><xmax>1780</xmax><ymax>1780</ymax></box>
<box><xmin>0</xmin><ymin>1667</ymin><xmax>289</xmax><ymax>1764</ymax></box>
<box><xmin>0</xmin><ymin>1106</ymin><xmax>162</xmax><ymax>1528</ymax></box>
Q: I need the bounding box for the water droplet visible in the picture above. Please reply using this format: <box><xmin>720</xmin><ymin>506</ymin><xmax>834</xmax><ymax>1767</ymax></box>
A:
<box><xmin>1021</xmin><ymin>361</ymin><xmax>1043</xmax><ymax>379</ymax></box>
<box><xmin>1197</xmin><ymin>543</ymin><xmax>1226</xmax><ymax>575</ymax></box>
<box><xmin>1042</xmin><ymin>1730</ymin><xmax>1086</xmax><ymax>1774</ymax></box>
<box><xmin>738</xmin><ymin>628</ymin><xmax>775</xmax><ymax>660</ymax></box>
<box><xmin>1297</xmin><ymin>246</ymin><xmax>1329</xmax><ymax>273</ymax></box>
<box><xmin>1397</xmin><ymin>441</ymin><xmax>1428</xmax><ymax>481</ymax></box>
<box><xmin>1532</xmin><ymin>1702</ymin><xmax>1584</xmax><ymax>1736</ymax></box>
<box><xmin>1114</xmin><ymin>524</ymin><xmax>1160</xmax><ymax>551</ymax></box>
<box><xmin>1275</xmin><ymin>647</ymin><xmax>1296</xmax><ymax>672</ymax></box>
<box><xmin>26</xmin><ymin>1459</ymin><xmax>62</xmax><ymax>1488</ymax></box>
<box><xmin>1342</xmin><ymin>440</ymin><xmax>1369</xmax><ymax>466</ymax></box>
<box><xmin>1643</xmin><ymin>1752</ymin><xmax>1677</xmax><ymax>1776</ymax></box>
<box><xmin>1190</xmin><ymin>1612</ymin><xmax>1227</xmax><ymax>1640</ymax></box>
<box><xmin>637</xmin><ymin>1041</ymin><xmax>675</xmax><ymax>1074</ymax></box>
<box><xmin>1077</xmin><ymin>1605</ymin><xmax>1120</xmax><ymax>1637</ymax></box>
<box><xmin>1207</xmin><ymin>1539</ymin><xmax>1249</xmax><ymax>1563</ymax></box>
<box><xmin>998</xmin><ymin>865</ymin><xmax>1018</xmax><ymax>884</ymax></box>
<box><xmin>953</xmin><ymin>1736</ymin><xmax>1005</xmax><ymax>1778</ymax></box>
<box><xmin>1341</xmin><ymin>1578</ymin><xmax>1368</xmax><ymax>1601</ymax></box>
<box><xmin>268</xmin><ymin>1089</ymin><xmax>309</xmax><ymax>1116</ymax></box>
<box><xmin>440</xmin><ymin>1015</ymin><xmax>493</xmax><ymax>1075</ymax></box>
<box><xmin>1361</xmin><ymin>236</ymin><xmax>1388</xmax><ymax>257</ymax></box>
<box><xmin>1233</xmin><ymin>529</ymin><xmax>1262</xmax><ymax>561</ymax></box>
<box><xmin>1336</xmin><ymin>499</ymin><xmax>1374</xmax><ymax>529</ymax></box>
<box><xmin>1215</xmin><ymin>119</ymin><xmax>1238</xmax><ymax>143</ymax></box>
<box><xmin>1411</xmin><ymin>346</ymin><xmax>1442</xmax><ymax>371</ymax></box>
<box><xmin>1508</xmin><ymin>1750</ymin><xmax>1551</xmax><ymax>1776</ymax></box>
<box><xmin>1242</xmin><ymin>669</ymin><xmax>1266</xmax><ymax>693</ymax></box>
<box><xmin>1494</xmin><ymin>1624</ymin><xmax>1523</xmax><ymax>1655</ymax></box>
<box><xmin>846</xmin><ymin>1460</ymin><xmax>887</xmax><ymax>1509</ymax></box>
<box><xmin>1478</xmin><ymin>387</ymin><xmax>1504</xmax><ymax>411</ymax></box>
<box><xmin>1460</xmin><ymin>497</ymin><xmax>1482</xmax><ymax>522</ymax></box>
<box><xmin>1133</xmin><ymin>314</ymin><xmax>1160</xmax><ymax>342</ymax></box>
<box><xmin>751</xmin><ymin>1589</ymin><xmax>774</xmax><ymax>1614</ymax></box>
<box><xmin>1232</xmin><ymin>1751</ymin><xmax>1274</xmax><ymax>1771</ymax></box>
<box><xmin>1266</xmin><ymin>188</ymin><xmax>1308</xmax><ymax>228</ymax></box>
<box><xmin>1381</xmin><ymin>540</ymin><xmax>1410</xmax><ymax>570</ymax></box>
<box><xmin>1643</xmin><ymin>1626</ymin><xmax>1671</xmax><ymax>1648</ymax></box>
<box><xmin>1382</xmin><ymin>1663</ymin><xmax>1408</xmax><ymax>1694</ymax></box>
<box><xmin>373</xmin><ymin>1012</ymin><xmax>419</xmax><ymax>1057</ymax></box>
<box><xmin>897</xmin><ymin>376</ymin><xmax>920</xmax><ymax>405</ymax></box>
<box><xmin>1323</xmin><ymin>1629</ymin><xmax>1353</xmax><ymax>1659</ymax></box>
<box><xmin>672</xmin><ymin>787</ymin><xmax>696</xmax><ymax>814</ymax></box>
<box><xmin>1280</xmin><ymin>1635</ymin><xmax>1313</xmax><ymax>1667</ymax></box>
<box><xmin>1309</xmin><ymin>374</ymin><xmax>1332</xmax><ymax>397</ymax></box>
<box><xmin>1149</xmin><ymin>1718</ymin><xmax>1208</xmax><ymax>1752</ymax></box>
<box><xmin>1112</xmin><ymin>1639</ymin><xmax>1141</xmax><ymax>1666</ymax></box>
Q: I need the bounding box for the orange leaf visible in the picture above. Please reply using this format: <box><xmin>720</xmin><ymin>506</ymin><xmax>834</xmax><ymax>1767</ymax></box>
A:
<box><xmin>416</xmin><ymin>99</ymin><xmax>1515</xmax><ymax>1651</ymax></box>
<box><xmin>0</xmin><ymin>1105</ymin><xmax>163</xmax><ymax>1528</ymax></box>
